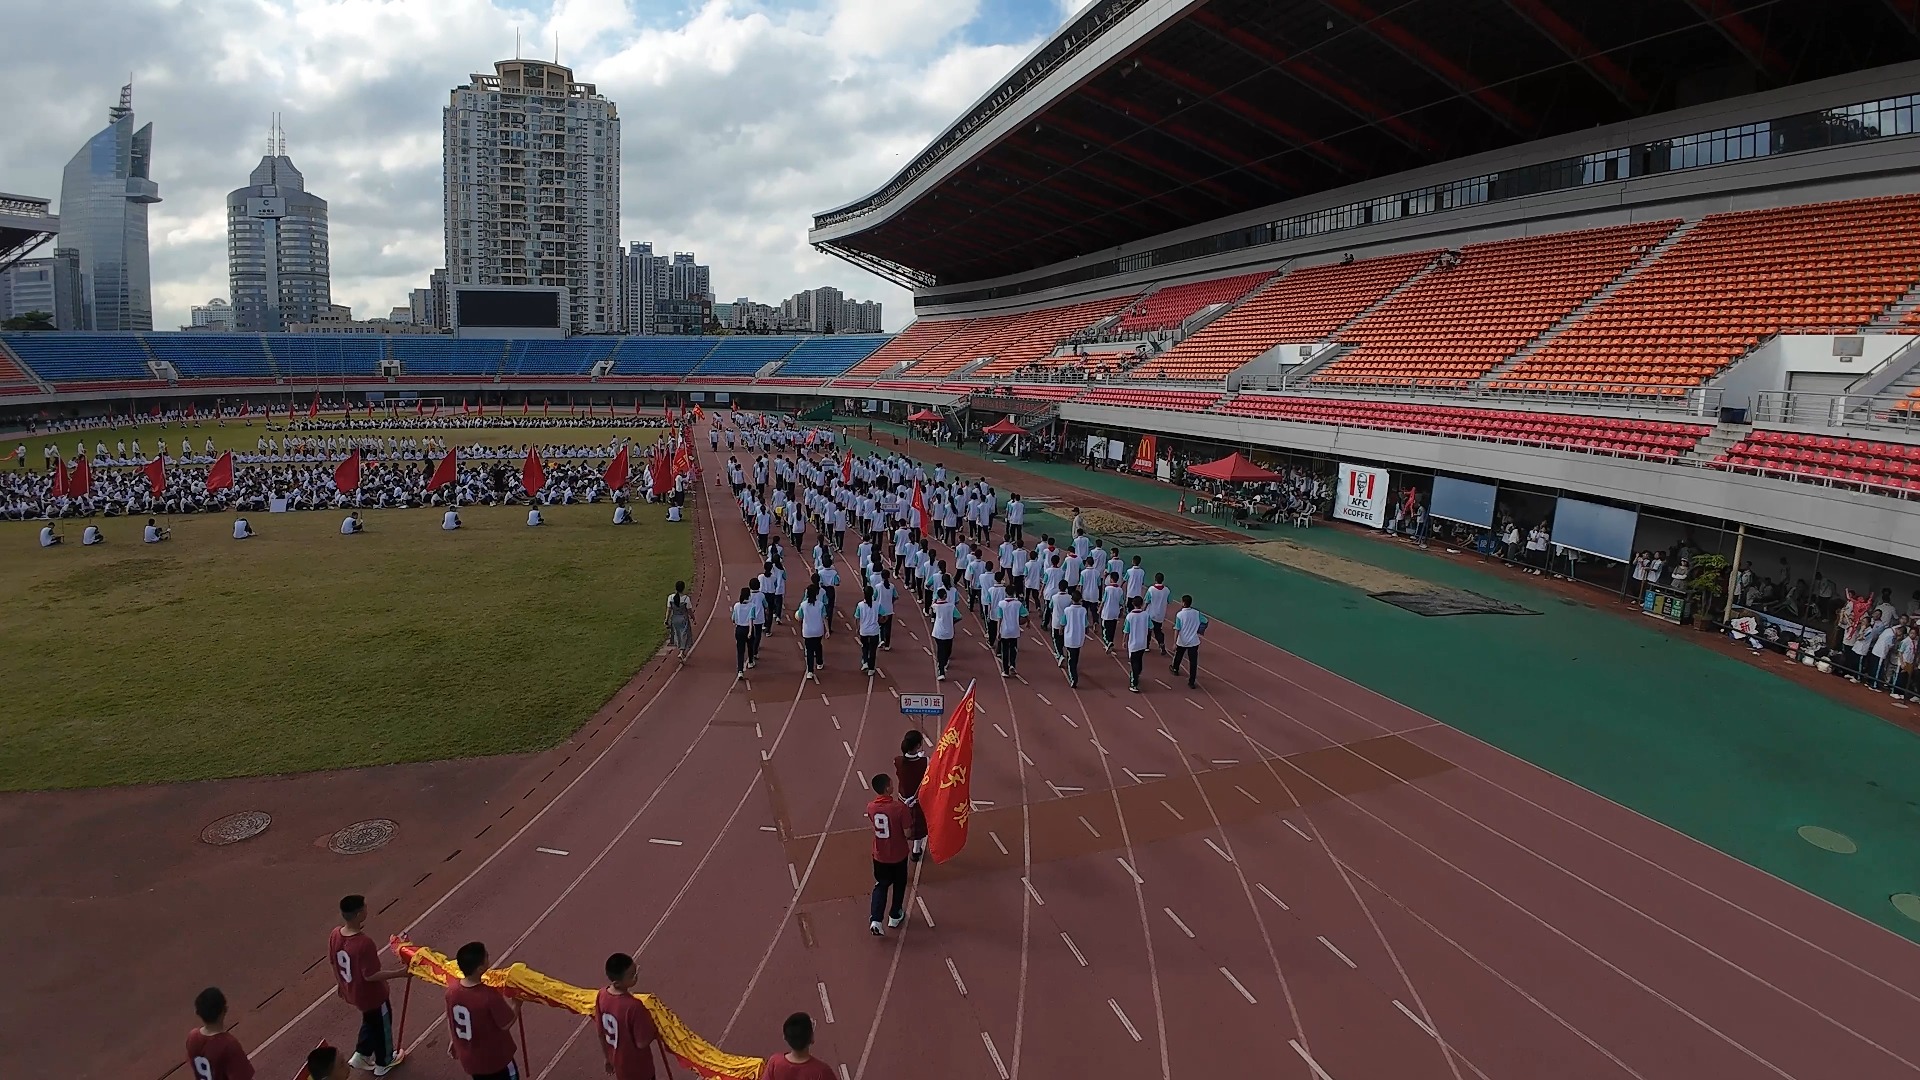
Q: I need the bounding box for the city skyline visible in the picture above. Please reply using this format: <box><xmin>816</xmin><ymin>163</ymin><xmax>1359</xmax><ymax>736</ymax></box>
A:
<box><xmin>0</xmin><ymin>1</ymin><xmax>1096</xmax><ymax>334</ymax></box>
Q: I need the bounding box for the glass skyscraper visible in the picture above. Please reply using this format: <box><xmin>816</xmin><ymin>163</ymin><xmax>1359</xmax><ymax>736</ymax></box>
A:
<box><xmin>57</xmin><ymin>84</ymin><xmax>160</xmax><ymax>331</ymax></box>
<box><xmin>227</xmin><ymin>120</ymin><xmax>330</xmax><ymax>332</ymax></box>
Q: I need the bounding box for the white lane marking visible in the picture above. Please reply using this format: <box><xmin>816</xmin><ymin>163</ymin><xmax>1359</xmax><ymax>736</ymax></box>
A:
<box><xmin>1090</xmin><ymin>739</ymin><xmax>1108</xmax><ymax>755</ymax></box>
<box><xmin>761</xmin><ymin>749</ymin><xmax>771</xmax><ymax>762</ymax></box>
<box><xmin>1157</xmin><ymin>728</ymin><xmax>1177</xmax><ymax>742</ymax></box>
<box><xmin>922</xmin><ymin>645</ymin><xmax>931</xmax><ymax>655</ymax></box>
<box><xmin>842</xmin><ymin>740</ymin><xmax>855</xmax><ymax>757</ymax></box>
<box><xmin>647</xmin><ymin>838</ymin><xmax>684</xmax><ymax>847</ymax></box>
<box><xmin>1061</xmin><ymin>932</ymin><xmax>1088</xmax><ymax>967</ymax></box>
<box><xmin>1216</xmin><ymin>716</ymin><xmax>1242</xmax><ymax>733</ymax></box>
<box><xmin>1204</xmin><ymin>837</ymin><xmax>1234</xmax><ymax>863</ymax></box>
<box><xmin>1221</xmin><ymin>967</ymin><xmax>1258</xmax><ymax>1004</ymax></box>
<box><xmin>1284</xmin><ymin>820</ymin><xmax>1313</xmax><ymax>841</ymax></box>
<box><xmin>946</xmin><ymin>957</ymin><xmax>969</xmax><ymax>997</ymax></box>
<box><xmin>1135</xmin><ymin>771</ymin><xmax>1166</xmax><ymax>779</ymax></box>
<box><xmin>1022</xmin><ymin>877</ymin><xmax>1046</xmax><ymax>906</ymax></box>
<box><xmin>830</xmin><ymin>714</ymin><xmax>842</xmax><ymax>730</ymax></box>
<box><xmin>749</xmin><ymin>700</ymin><xmax>758</xmax><ymax>714</ymax></box>
<box><xmin>1019</xmin><ymin>751</ymin><xmax>1036</xmax><ymax>767</ymax></box>
<box><xmin>759</xmin><ymin>826</ymin><xmax>778</xmax><ymax>833</ymax></box>
<box><xmin>1126</xmin><ymin>706</ymin><xmax>1145</xmax><ymax>718</ymax></box>
<box><xmin>1123</xmin><ymin>767</ymin><xmax>1144</xmax><ymax>784</ymax></box>
<box><xmin>855</xmin><ymin>772</ymin><xmax>867</xmax><ymax>791</ymax></box>
<box><xmin>981</xmin><ymin>1032</ymin><xmax>1010</xmax><ymax>1080</ymax></box>
<box><xmin>1154</xmin><ymin>678</ymin><xmax>1170</xmax><ymax>688</ymax></box>
<box><xmin>755</xmin><ymin>723</ymin><xmax>763</xmax><ymax>739</ymax></box>
<box><xmin>1211</xmin><ymin>758</ymin><xmax>1239</xmax><ymax>766</ymax></box>
<box><xmin>1318</xmin><ymin>935</ymin><xmax>1357</xmax><ymax>969</ymax></box>
<box><xmin>789</xmin><ymin>863</ymin><xmax>800</xmax><ymax>890</ymax></box>
<box><xmin>1234</xmin><ymin>784</ymin><xmax>1259</xmax><ymax>803</ymax></box>
<box><xmin>994</xmin><ymin>723</ymin><xmax>1009</xmax><ymax>738</ymax></box>
<box><xmin>1109</xmin><ymin>999</ymin><xmax>1142</xmax><ymax>1042</ymax></box>
<box><xmin>822</xmin><ymin>694</ymin><xmax>833</xmax><ymax>706</ymax></box>
<box><xmin>1036</xmin><ymin>693</ymin><xmax>1052</xmax><ymax>706</ymax></box>
<box><xmin>840</xmin><ymin>1066</ymin><xmax>852</xmax><ymax>1080</ymax></box>
<box><xmin>1188</xmin><ymin>699</ymin><xmax>1204</xmax><ymax>709</ymax></box>
<box><xmin>817</xmin><ymin>981</ymin><xmax>835</xmax><ymax>1024</ymax></box>
<box><xmin>991</xmin><ymin>831</ymin><xmax>1010</xmax><ymax>855</ymax></box>
<box><xmin>1395</xmin><ymin>999</ymin><xmax>1438</xmax><ymax>1038</ymax></box>
<box><xmin>1160</xmin><ymin>800</ymin><xmax>1185</xmax><ymax>821</ymax></box>
<box><xmin>1290</xmin><ymin>1039</ymin><xmax>1335</xmax><ymax>1080</ymax></box>
<box><xmin>970</xmin><ymin>800</ymin><xmax>996</xmax><ymax>809</ymax></box>
<box><xmin>1256</xmin><ymin>883</ymin><xmax>1290</xmax><ymax>911</ymax></box>
<box><xmin>535</xmin><ymin>847</ymin><xmax>570</xmax><ymax>857</ymax></box>
<box><xmin>1079</xmin><ymin>815</ymin><xmax>1102</xmax><ymax>838</ymax></box>
<box><xmin>1117</xmin><ymin>857</ymin><xmax>1143</xmax><ymax>884</ymax></box>
<box><xmin>1164</xmin><ymin>907</ymin><xmax>1194</xmax><ymax>938</ymax></box>
<box><xmin>917</xmin><ymin>895</ymin><xmax>936</xmax><ymax>928</ymax></box>
<box><xmin>1061</xmin><ymin>713</ymin><xmax>1079</xmax><ymax>729</ymax></box>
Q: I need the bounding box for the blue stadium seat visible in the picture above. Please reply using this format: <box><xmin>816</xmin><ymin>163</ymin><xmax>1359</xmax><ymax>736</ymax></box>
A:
<box><xmin>505</xmin><ymin>338</ymin><xmax>616</xmax><ymax>375</ymax></box>
<box><xmin>612</xmin><ymin>337</ymin><xmax>721</xmax><ymax>376</ymax></box>
<box><xmin>0</xmin><ymin>332</ymin><xmax>154</xmax><ymax>382</ymax></box>
<box><xmin>144</xmin><ymin>333</ymin><xmax>274</xmax><ymax>377</ymax></box>
<box><xmin>264</xmin><ymin>335</ymin><xmax>387</xmax><ymax>376</ymax></box>
<box><xmin>693</xmin><ymin>337</ymin><xmax>803</xmax><ymax>375</ymax></box>
<box><xmin>388</xmin><ymin>338</ymin><xmax>508</xmax><ymax>375</ymax></box>
<box><xmin>775</xmin><ymin>335</ymin><xmax>891</xmax><ymax>377</ymax></box>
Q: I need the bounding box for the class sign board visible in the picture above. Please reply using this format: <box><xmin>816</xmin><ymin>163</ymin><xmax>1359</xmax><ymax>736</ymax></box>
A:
<box><xmin>900</xmin><ymin>693</ymin><xmax>946</xmax><ymax>716</ymax></box>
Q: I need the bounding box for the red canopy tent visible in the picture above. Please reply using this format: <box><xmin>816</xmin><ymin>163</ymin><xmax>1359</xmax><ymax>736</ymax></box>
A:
<box><xmin>907</xmin><ymin>409</ymin><xmax>942</xmax><ymax>423</ymax></box>
<box><xmin>1185</xmin><ymin>452</ymin><xmax>1280</xmax><ymax>483</ymax></box>
<box><xmin>981</xmin><ymin>418</ymin><xmax>1026</xmax><ymax>436</ymax></box>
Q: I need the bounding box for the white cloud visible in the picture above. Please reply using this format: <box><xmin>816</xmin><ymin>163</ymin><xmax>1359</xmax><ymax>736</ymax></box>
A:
<box><xmin>3</xmin><ymin>0</ymin><xmax>1053</xmax><ymax>331</ymax></box>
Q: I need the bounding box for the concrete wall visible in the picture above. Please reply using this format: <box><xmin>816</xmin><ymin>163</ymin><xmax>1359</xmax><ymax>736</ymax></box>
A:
<box><xmin>1711</xmin><ymin>334</ymin><xmax>1915</xmax><ymax>410</ymax></box>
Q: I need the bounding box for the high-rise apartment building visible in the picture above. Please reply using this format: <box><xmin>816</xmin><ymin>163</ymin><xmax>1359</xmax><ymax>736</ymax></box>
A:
<box><xmin>669</xmin><ymin>252</ymin><xmax>710</xmax><ymax>304</ymax></box>
<box><xmin>444</xmin><ymin>60</ymin><xmax>621</xmax><ymax>335</ymax></box>
<box><xmin>0</xmin><ymin>249</ymin><xmax>82</xmax><ymax>329</ymax></box>
<box><xmin>57</xmin><ymin>84</ymin><xmax>160</xmax><ymax>330</ymax></box>
<box><xmin>227</xmin><ymin>120</ymin><xmax>330</xmax><ymax>332</ymax></box>
<box><xmin>188</xmin><ymin>297</ymin><xmax>236</xmax><ymax>330</ymax></box>
<box><xmin>622</xmin><ymin>243</ymin><xmax>711</xmax><ymax>334</ymax></box>
<box><xmin>775</xmin><ymin>286</ymin><xmax>881</xmax><ymax>333</ymax></box>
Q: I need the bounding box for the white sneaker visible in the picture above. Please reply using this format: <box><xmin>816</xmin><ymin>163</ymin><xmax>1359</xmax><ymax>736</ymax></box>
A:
<box><xmin>372</xmin><ymin>1056</ymin><xmax>401</xmax><ymax>1077</ymax></box>
<box><xmin>870</xmin><ymin>920</ymin><xmax>884</xmax><ymax>936</ymax></box>
<box><xmin>888</xmin><ymin>914</ymin><xmax>905</xmax><ymax>928</ymax></box>
<box><xmin>348</xmin><ymin>1053</ymin><xmax>373</xmax><ymax>1072</ymax></box>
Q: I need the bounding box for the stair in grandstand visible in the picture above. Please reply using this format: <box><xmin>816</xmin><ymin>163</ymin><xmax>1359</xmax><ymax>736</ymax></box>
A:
<box><xmin>259</xmin><ymin>334</ymin><xmax>283</xmax><ymax>379</ymax></box>
<box><xmin>1326</xmin><ymin>253</ymin><xmax>1444</xmax><ymax>341</ymax></box>
<box><xmin>0</xmin><ymin>337</ymin><xmax>53</xmax><ymax>394</ymax></box>
<box><xmin>1686</xmin><ymin>419</ymin><xmax>1755</xmax><ymax>463</ymax></box>
<box><xmin>946</xmin><ymin>355</ymin><xmax>997</xmax><ymax>381</ymax></box>
<box><xmin>1866</xmin><ymin>277</ymin><xmax>1920</xmax><ymax>330</ymax></box>
<box><xmin>147</xmin><ymin>359</ymin><xmax>180</xmax><ymax>384</ymax></box>
<box><xmin>1472</xmin><ymin>218</ymin><xmax>1700</xmax><ymax>390</ymax></box>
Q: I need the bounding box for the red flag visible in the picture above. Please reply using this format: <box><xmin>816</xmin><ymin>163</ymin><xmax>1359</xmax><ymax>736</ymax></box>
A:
<box><xmin>665</xmin><ymin>406</ymin><xmax>675</xmax><ymax>425</ymax></box>
<box><xmin>910</xmin><ymin>479</ymin><xmax>928</xmax><ymax>531</ymax></box>
<box><xmin>523</xmin><ymin>399</ymin><xmax>530</xmax><ymax>415</ymax></box>
<box><xmin>309</xmin><ymin>393</ymin><xmax>319</xmax><ymax>419</ymax></box>
<box><xmin>543</xmin><ymin>399</ymin><xmax>550</xmax><ymax>417</ymax></box>
<box><xmin>633</xmin><ymin>398</ymin><xmax>642</xmax><ymax>415</ymax></box>
<box><xmin>333</xmin><ymin>450</ymin><xmax>362</xmax><ymax>493</ymax></box>
<box><xmin>151</xmin><ymin>403</ymin><xmax>162</xmax><ymax>419</ymax></box>
<box><xmin>433</xmin><ymin>401</ymin><xmax>441</xmax><ymax>417</ymax></box>
<box><xmin>693</xmin><ymin>405</ymin><xmax>704</xmax><ymax>421</ymax></box>
<box><xmin>186</xmin><ymin>400</ymin><xmax>196</xmax><ymax>419</ymax></box>
<box><xmin>143</xmin><ymin>456</ymin><xmax>166</xmax><ymax>496</ymax></box>
<box><xmin>522</xmin><ymin>447</ymin><xmax>546</xmax><ymax>496</ymax></box>
<box><xmin>842</xmin><ymin>454</ymin><xmax>853</xmax><ymax>485</ymax></box>
<box><xmin>49</xmin><ymin>457</ymin><xmax>68</xmax><ymax>499</ymax></box>
<box><xmin>428</xmin><ymin>449</ymin><xmax>458</xmax><ymax>490</ymax></box>
<box><xmin>416</xmin><ymin>398</ymin><xmax>424</xmax><ymax>416</ymax></box>
<box><xmin>205</xmin><ymin>450</ymin><xmax>235</xmax><ymax>492</ymax></box>
<box><xmin>604</xmin><ymin>446</ymin><xmax>630</xmax><ymax>491</ymax></box>
<box><xmin>69</xmin><ymin>454</ymin><xmax>91</xmax><ymax>497</ymax></box>
<box><xmin>919</xmin><ymin>684</ymin><xmax>977</xmax><ymax>863</ymax></box>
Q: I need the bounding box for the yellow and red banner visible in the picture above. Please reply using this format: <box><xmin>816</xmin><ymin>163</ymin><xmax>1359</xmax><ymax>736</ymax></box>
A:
<box><xmin>392</xmin><ymin>938</ymin><xmax>763</xmax><ymax>1079</ymax></box>
<box><xmin>919</xmin><ymin>683</ymin><xmax>977</xmax><ymax>863</ymax></box>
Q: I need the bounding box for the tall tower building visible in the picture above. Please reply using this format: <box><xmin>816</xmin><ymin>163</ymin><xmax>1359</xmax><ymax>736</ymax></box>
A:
<box><xmin>624</xmin><ymin>241</ymin><xmax>667</xmax><ymax>334</ymax></box>
<box><xmin>227</xmin><ymin>118</ymin><xmax>331</xmax><ymax>332</ymax></box>
<box><xmin>444</xmin><ymin>59</ymin><xmax>621</xmax><ymax>334</ymax></box>
<box><xmin>57</xmin><ymin>83</ymin><xmax>160</xmax><ymax>330</ymax></box>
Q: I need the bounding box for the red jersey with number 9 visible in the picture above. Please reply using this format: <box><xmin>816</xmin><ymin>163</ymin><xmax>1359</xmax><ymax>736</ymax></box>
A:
<box><xmin>595</xmin><ymin>987</ymin><xmax>660</xmax><ymax>1080</ymax></box>
<box><xmin>327</xmin><ymin>927</ymin><xmax>388</xmax><ymax>1011</ymax></box>
<box><xmin>444</xmin><ymin>981</ymin><xmax>518</xmax><ymax>1075</ymax></box>
<box><xmin>185</xmin><ymin>1029</ymin><xmax>254</xmax><ymax>1080</ymax></box>
<box><xmin>867</xmin><ymin>795</ymin><xmax>910</xmax><ymax>863</ymax></box>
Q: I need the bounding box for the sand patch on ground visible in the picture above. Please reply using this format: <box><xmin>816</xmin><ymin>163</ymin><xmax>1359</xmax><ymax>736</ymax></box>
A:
<box><xmin>1245</xmin><ymin>539</ymin><xmax>1433</xmax><ymax>594</ymax></box>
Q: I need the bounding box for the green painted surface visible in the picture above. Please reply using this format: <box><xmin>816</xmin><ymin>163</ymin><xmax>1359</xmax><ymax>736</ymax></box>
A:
<box><xmin>839</xmin><ymin>417</ymin><xmax>1920</xmax><ymax>940</ymax></box>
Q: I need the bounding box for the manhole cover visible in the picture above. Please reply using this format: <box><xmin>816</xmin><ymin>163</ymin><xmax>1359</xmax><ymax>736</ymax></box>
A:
<box><xmin>1796</xmin><ymin>825</ymin><xmax>1858</xmax><ymax>854</ymax></box>
<box><xmin>330</xmin><ymin>819</ymin><xmax>397</xmax><ymax>855</ymax></box>
<box><xmin>201</xmin><ymin>811</ymin><xmax>271</xmax><ymax>846</ymax></box>
<box><xmin>1892</xmin><ymin>893</ymin><xmax>1920</xmax><ymax>923</ymax></box>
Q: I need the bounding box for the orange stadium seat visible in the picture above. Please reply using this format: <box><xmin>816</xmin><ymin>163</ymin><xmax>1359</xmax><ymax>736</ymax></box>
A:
<box><xmin>1132</xmin><ymin>250</ymin><xmax>1436</xmax><ymax>382</ymax></box>
<box><xmin>1112</xmin><ymin>271</ymin><xmax>1273</xmax><ymax>333</ymax></box>
<box><xmin>1713</xmin><ymin>429</ymin><xmax>1920</xmax><ymax>498</ymax></box>
<box><xmin>1309</xmin><ymin>220</ymin><xmax>1680</xmax><ymax>389</ymax></box>
<box><xmin>841</xmin><ymin>318</ymin><xmax>976</xmax><ymax>379</ymax></box>
<box><xmin>1496</xmin><ymin>194</ymin><xmax>1920</xmax><ymax>395</ymax></box>
<box><xmin>1078</xmin><ymin>387</ymin><xmax>1225</xmax><ymax>412</ymax></box>
<box><xmin>973</xmin><ymin>296</ymin><xmax>1140</xmax><ymax>376</ymax></box>
<box><xmin>1219</xmin><ymin>394</ymin><xmax>1711</xmax><ymax>460</ymax></box>
<box><xmin>0</xmin><ymin>343</ymin><xmax>40</xmax><ymax>395</ymax></box>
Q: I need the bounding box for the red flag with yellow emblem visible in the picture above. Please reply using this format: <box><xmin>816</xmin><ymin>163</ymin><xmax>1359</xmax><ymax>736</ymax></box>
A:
<box><xmin>918</xmin><ymin>682</ymin><xmax>977</xmax><ymax>863</ymax></box>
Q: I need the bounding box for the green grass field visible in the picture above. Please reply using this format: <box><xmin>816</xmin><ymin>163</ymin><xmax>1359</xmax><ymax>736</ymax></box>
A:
<box><xmin>0</xmin><ymin>420</ymin><xmax>694</xmax><ymax>791</ymax></box>
<box><xmin>13</xmin><ymin>418</ymin><xmax>653</xmax><ymax>462</ymax></box>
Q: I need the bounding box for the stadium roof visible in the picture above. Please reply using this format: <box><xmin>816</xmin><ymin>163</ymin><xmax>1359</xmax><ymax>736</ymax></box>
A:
<box><xmin>810</xmin><ymin>0</ymin><xmax>1920</xmax><ymax>287</ymax></box>
<box><xmin>0</xmin><ymin>193</ymin><xmax>58</xmax><ymax>276</ymax></box>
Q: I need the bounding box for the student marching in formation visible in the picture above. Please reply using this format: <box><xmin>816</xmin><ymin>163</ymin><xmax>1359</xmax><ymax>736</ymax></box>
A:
<box><xmin>866</xmin><ymin>773</ymin><xmax>911</xmax><ymax>935</ymax></box>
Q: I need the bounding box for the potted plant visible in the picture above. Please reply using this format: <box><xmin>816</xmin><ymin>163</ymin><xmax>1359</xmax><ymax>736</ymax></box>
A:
<box><xmin>1684</xmin><ymin>553</ymin><xmax>1731</xmax><ymax>628</ymax></box>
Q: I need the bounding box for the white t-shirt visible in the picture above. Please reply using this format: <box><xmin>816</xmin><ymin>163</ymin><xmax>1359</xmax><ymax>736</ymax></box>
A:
<box><xmin>1174</xmin><ymin>607</ymin><xmax>1203</xmax><ymax>648</ymax></box>
<box><xmin>443</xmin><ymin>510</ymin><xmax>461</xmax><ymax>530</ymax></box>
<box><xmin>144</xmin><ymin>524</ymin><xmax>162</xmax><ymax>543</ymax></box>
<box><xmin>341</xmin><ymin>516</ymin><xmax>359</xmax><ymax>535</ymax></box>
<box><xmin>1059</xmin><ymin>603</ymin><xmax>1089</xmax><ymax>649</ymax></box>
<box><xmin>931</xmin><ymin>600</ymin><xmax>957</xmax><ymax>640</ymax></box>
<box><xmin>1049</xmin><ymin>590</ymin><xmax>1077</xmax><ymax>631</ymax></box>
<box><xmin>1125</xmin><ymin>610</ymin><xmax>1152</xmax><ymax>653</ymax></box>
<box><xmin>1125</xmin><ymin>566</ymin><xmax>1146</xmax><ymax>598</ymax></box>
<box><xmin>855</xmin><ymin>601</ymin><xmax>882</xmax><ymax>637</ymax></box>
<box><xmin>38</xmin><ymin>526</ymin><xmax>56</xmax><ymax>547</ymax></box>
<box><xmin>797</xmin><ymin>599</ymin><xmax>827</xmax><ymax>639</ymax></box>
<box><xmin>997</xmin><ymin>597</ymin><xmax>1024</xmax><ymax>639</ymax></box>
<box><xmin>731</xmin><ymin>601</ymin><xmax>755</xmax><ymax>627</ymax></box>
<box><xmin>613</xmin><ymin>505</ymin><xmax>632</xmax><ymax>524</ymax></box>
<box><xmin>83</xmin><ymin>525</ymin><xmax>103</xmax><ymax>545</ymax></box>
<box><xmin>527</xmin><ymin>509</ymin><xmax>544</xmax><ymax>526</ymax></box>
<box><xmin>1101</xmin><ymin>584</ymin><xmax>1125</xmax><ymax>620</ymax></box>
<box><xmin>233</xmin><ymin>519</ymin><xmax>252</xmax><ymax>539</ymax></box>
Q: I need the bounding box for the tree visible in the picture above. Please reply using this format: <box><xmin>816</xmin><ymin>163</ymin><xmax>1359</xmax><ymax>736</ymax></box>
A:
<box><xmin>2</xmin><ymin>311</ymin><xmax>54</xmax><ymax>331</ymax></box>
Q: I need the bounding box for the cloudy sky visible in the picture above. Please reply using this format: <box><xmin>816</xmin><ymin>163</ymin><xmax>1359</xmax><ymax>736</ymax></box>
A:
<box><xmin>5</xmin><ymin>0</ymin><xmax>1097</xmax><ymax>331</ymax></box>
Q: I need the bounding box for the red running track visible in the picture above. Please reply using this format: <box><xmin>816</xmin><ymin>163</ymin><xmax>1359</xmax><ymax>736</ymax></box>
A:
<box><xmin>237</xmin><ymin>441</ymin><xmax>1920</xmax><ymax>1080</ymax></box>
